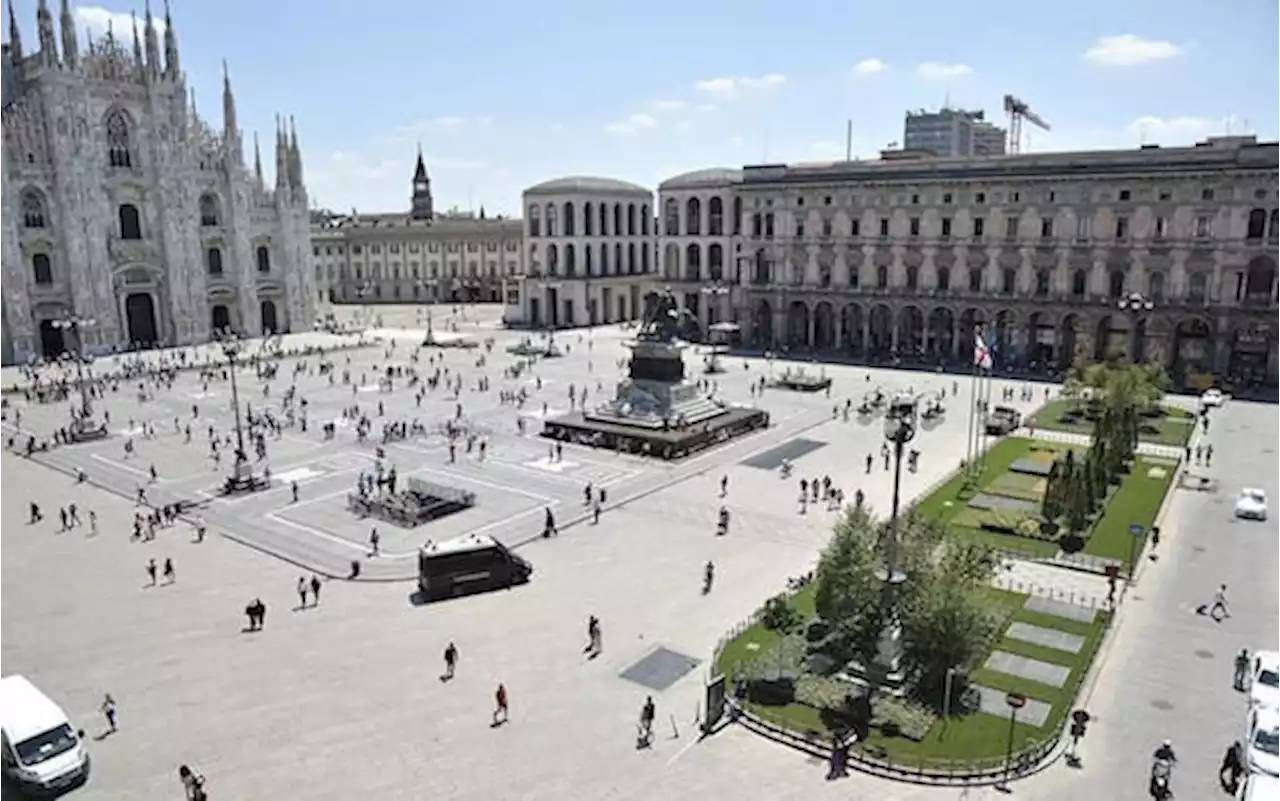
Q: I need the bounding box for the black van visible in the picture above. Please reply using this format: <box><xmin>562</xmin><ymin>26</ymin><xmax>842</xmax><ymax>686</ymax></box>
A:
<box><xmin>417</xmin><ymin>535</ymin><xmax>533</xmax><ymax>601</ymax></box>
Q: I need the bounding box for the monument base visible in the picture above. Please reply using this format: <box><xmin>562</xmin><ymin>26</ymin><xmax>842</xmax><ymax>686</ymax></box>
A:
<box><xmin>772</xmin><ymin>374</ymin><xmax>832</xmax><ymax>393</ymax></box>
<box><xmin>221</xmin><ymin>463</ymin><xmax>270</xmax><ymax>496</ymax></box>
<box><xmin>67</xmin><ymin>419</ymin><xmax>110</xmax><ymax>443</ymax></box>
<box><xmin>541</xmin><ymin>406</ymin><xmax>769</xmax><ymax>461</ymax></box>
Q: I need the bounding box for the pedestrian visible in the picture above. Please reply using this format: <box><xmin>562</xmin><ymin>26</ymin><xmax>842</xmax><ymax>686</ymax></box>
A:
<box><xmin>1234</xmin><ymin>648</ymin><xmax>1251</xmax><ymax>691</ymax></box>
<box><xmin>493</xmin><ymin>683</ymin><xmax>509</xmax><ymax>725</ymax></box>
<box><xmin>310</xmin><ymin>575</ymin><xmax>321</xmax><ymax>605</ymax></box>
<box><xmin>369</xmin><ymin>527</ymin><xmax>380</xmax><ymax>557</ymax></box>
<box><xmin>592</xmin><ymin>502</ymin><xmax>601</xmax><ymax>525</ymax></box>
<box><xmin>88</xmin><ymin>509</ymin><xmax>98</xmax><ymax>536</ymax></box>
<box><xmin>145</xmin><ymin>558</ymin><xmax>158</xmax><ymax>586</ymax></box>
<box><xmin>178</xmin><ymin>764</ymin><xmax>207</xmax><ymax>801</ymax></box>
<box><xmin>297</xmin><ymin>577</ymin><xmax>309</xmax><ymax>608</ymax></box>
<box><xmin>291</xmin><ymin>481</ymin><xmax>299</xmax><ymax>502</ymax></box>
<box><xmin>163</xmin><ymin>558</ymin><xmax>175</xmax><ymax>584</ymax></box>
<box><xmin>639</xmin><ymin>696</ymin><xmax>656</xmax><ymax>744</ymax></box>
<box><xmin>1220</xmin><ymin>740</ymin><xmax>1244</xmax><ymax>792</ymax></box>
<box><xmin>1210</xmin><ymin>583</ymin><xmax>1231</xmax><ymax>621</ymax></box>
<box><xmin>100</xmin><ymin>693</ymin><xmax>117</xmax><ymax>733</ymax></box>
<box><xmin>1106</xmin><ymin>574</ymin><xmax>1117</xmax><ymax>607</ymax></box>
<box><xmin>443</xmin><ymin>642</ymin><xmax>458</xmax><ymax>680</ymax></box>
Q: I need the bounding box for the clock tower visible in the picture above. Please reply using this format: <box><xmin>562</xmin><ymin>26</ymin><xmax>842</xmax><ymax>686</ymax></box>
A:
<box><xmin>409</xmin><ymin>146</ymin><xmax>434</xmax><ymax>220</ymax></box>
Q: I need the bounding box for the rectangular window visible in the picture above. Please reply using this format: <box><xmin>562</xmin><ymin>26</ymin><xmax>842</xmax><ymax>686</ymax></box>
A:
<box><xmin>879</xmin><ymin>218</ymin><xmax>889</xmax><ymax>237</ymax></box>
<box><xmin>973</xmin><ymin>217</ymin><xmax>985</xmax><ymax>237</ymax></box>
<box><xmin>1154</xmin><ymin>217</ymin><xmax>1168</xmax><ymax>239</ymax></box>
<box><xmin>974</xmin><ymin>192</ymin><xmax>986</xmax><ymax>204</ymax></box>
<box><xmin>941</xmin><ymin>218</ymin><xmax>952</xmax><ymax>238</ymax></box>
<box><xmin>909</xmin><ymin>217</ymin><xmax>920</xmax><ymax>237</ymax></box>
<box><xmin>1004</xmin><ymin>216</ymin><xmax>1018</xmax><ymax>240</ymax></box>
<box><xmin>1076</xmin><ymin>216</ymin><xmax>1091</xmax><ymax>239</ymax></box>
<box><xmin>1118</xmin><ymin>189</ymin><xmax>1131</xmax><ymax>201</ymax></box>
<box><xmin>796</xmin><ymin>222</ymin><xmax>805</xmax><ymax>238</ymax></box>
<box><xmin>1040</xmin><ymin>217</ymin><xmax>1053</xmax><ymax>239</ymax></box>
<box><xmin>1195</xmin><ymin>216</ymin><xmax>1211</xmax><ymax>238</ymax></box>
<box><xmin>850</xmin><ymin>219</ymin><xmax>860</xmax><ymax>237</ymax></box>
<box><xmin>1115</xmin><ymin>216</ymin><xmax>1129</xmax><ymax>239</ymax></box>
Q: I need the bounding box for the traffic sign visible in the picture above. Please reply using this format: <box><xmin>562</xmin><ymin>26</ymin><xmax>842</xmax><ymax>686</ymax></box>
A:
<box><xmin>1129</xmin><ymin>522</ymin><xmax>1144</xmax><ymax>537</ymax></box>
<box><xmin>1005</xmin><ymin>692</ymin><xmax>1027</xmax><ymax>709</ymax></box>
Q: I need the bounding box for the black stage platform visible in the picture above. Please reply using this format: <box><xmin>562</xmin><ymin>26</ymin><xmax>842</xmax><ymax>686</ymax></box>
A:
<box><xmin>772</xmin><ymin>375</ymin><xmax>832</xmax><ymax>393</ymax></box>
<box><xmin>541</xmin><ymin>406</ymin><xmax>770</xmax><ymax>461</ymax></box>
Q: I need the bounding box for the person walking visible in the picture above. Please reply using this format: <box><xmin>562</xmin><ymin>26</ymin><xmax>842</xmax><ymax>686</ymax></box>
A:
<box><xmin>163</xmin><ymin>558</ymin><xmax>175</xmax><ymax>584</ymax></box>
<box><xmin>297</xmin><ymin>577</ymin><xmax>309</xmax><ymax>609</ymax></box>
<box><xmin>443</xmin><ymin>642</ymin><xmax>458</xmax><ymax>680</ymax></box>
<box><xmin>1220</xmin><ymin>740</ymin><xmax>1244</xmax><ymax>792</ymax></box>
<box><xmin>369</xmin><ymin>527</ymin><xmax>380</xmax><ymax>557</ymax></box>
<box><xmin>310</xmin><ymin>575</ymin><xmax>322</xmax><ymax>606</ymax></box>
<box><xmin>178</xmin><ymin>764</ymin><xmax>207</xmax><ymax>801</ymax></box>
<box><xmin>493</xmin><ymin>683</ymin><xmax>509</xmax><ymax>725</ymax></box>
<box><xmin>100</xmin><ymin>693</ymin><xmax>117</xmax><ymax>734</ymax></box>
<box><xmin>639</xmin><ymin>696</ymin><xmax>656</xmax><ymax>745</ymax></box>
<box><xmin>1234</xmin><ymin>648</ymin><xmax>1251</xmax><ymax>691</ymax></box>
<box><xmin>1210</xmin><ymin>583</ymin><xmax>1231</xmax><ymax>621</ymax></box>
<box><xmin>145</xmin><ymin>558</ymin><xmax>158</xmax><ymax>587</ymax></box>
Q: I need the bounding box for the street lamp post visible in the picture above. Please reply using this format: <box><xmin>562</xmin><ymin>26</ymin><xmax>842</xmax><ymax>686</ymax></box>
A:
<box><xmin>418</xmin><ymin>280</ymin><xmax>439</xmax><ymax>343</ymax></box>
<box><xmin>866</xmin><ymin>393</ymin><xmax>918</xmax><ymax>697</ymax></box>
<box><xmin>1115</xmin><ymin>291</ymin><xmax>1154</xmax><ymax>361</ymax></box>
<box><xmin>216</xmin><ymin>330</ymin><xmax>259</xmax><ymax>494</ymax></box>
<box><xmin>51</xmin><ymin>313</ymin><xmax>108</xmax><ymax>442</ymax></box>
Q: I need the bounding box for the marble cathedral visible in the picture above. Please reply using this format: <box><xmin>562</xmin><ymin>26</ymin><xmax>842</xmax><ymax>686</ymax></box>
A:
<box><xmin>1</xmin><ymin>0</ymin><xmax>317</xmax><ymax>364</ymax></box>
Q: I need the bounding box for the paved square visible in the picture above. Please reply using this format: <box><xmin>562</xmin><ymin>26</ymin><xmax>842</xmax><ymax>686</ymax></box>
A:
<box><xmin>1</xmin><ymin>304</ymin><xmax>1065</xmax><ymax>800</ymax></box>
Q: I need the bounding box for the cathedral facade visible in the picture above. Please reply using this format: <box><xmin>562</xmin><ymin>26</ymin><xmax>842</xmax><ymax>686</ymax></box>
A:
<box><xmin>1</xmin><ymin>1</ymin><xmax>316</xmax><ymax>365</ymax></box>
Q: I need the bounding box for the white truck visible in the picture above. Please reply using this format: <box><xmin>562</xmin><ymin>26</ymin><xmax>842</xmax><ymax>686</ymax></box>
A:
<box><xmin>0</xmin><ymin>675</ymin><xmax>91</xmax><ymax>795</ymax></box>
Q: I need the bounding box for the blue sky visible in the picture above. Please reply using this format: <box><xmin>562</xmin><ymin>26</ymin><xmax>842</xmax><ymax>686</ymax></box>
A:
<box><xmin>7</xmin><ymin>0</ymin><xmax>1278</xmax><ymax>216</ymax></box>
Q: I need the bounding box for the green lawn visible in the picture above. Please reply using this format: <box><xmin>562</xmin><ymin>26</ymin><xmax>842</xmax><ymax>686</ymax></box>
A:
<box><xmin>1082</xmin><ymin>455</ymin><xmax>1179</xmax><ymax>569</ymax></box>
<box><xmin>1029</xmin><ymin>399</ymin><xmax>1195</xmax><ymax>447</ymax></box>
<box><xmin>714</xmin><ymin>583</ymin><xmax>817</xmax><ymax>681</ymax></box>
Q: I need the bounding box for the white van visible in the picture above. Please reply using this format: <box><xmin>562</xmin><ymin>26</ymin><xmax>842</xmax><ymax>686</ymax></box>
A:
<box><xmin>0</xmin><ymin>675</ymin><xmax>90</xmax><ymax>794</ymax></box>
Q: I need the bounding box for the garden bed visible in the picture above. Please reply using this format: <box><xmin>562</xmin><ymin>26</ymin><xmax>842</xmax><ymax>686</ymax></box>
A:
<box><xmin>1029</xmin><ymin>399</ymin><xmax>1195</xmax><ymax>447</ymax></box>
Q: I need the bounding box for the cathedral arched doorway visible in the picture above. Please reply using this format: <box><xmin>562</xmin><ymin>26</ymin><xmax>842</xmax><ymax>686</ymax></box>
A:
<box><xmin>125</xmin><ymin>293</ymin><xmax>158</xmax><ymax>347</ymax></box>
<box><xmin>39</xmin><ymin>320</ymin><xmax>65</xmax><ymax>361</ymax></box>
<box><xmin>260</xmin><ymin>300</ymin><xmax>278</xmax><ymax>336</ymax></box>
<box><xmin>211</xmin><ymin>304</ymin><xmax>232</xmax><ymax>334</ymax></box>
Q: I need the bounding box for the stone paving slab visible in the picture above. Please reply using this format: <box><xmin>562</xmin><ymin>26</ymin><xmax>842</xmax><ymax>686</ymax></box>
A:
<box><xmin>1009</xmin><ymin>457</ymin><xmax>1054</xmax><ymax>476</ymax></box>
<box><xmin>971</xmin><ymin>684</ymin><xmax>1053</xmax><ymax>727</ymax></box>
<box><xmin>967</xmin><ymin>492</ymin><xmax>1040</xmax><ymax>512</ymax></box>
<box><xmin>984</xmin><ymin>650</ymin><xmax>1071</xmax><ymax>688</ymax></box>
<box><xmin>1024</xmin><ymin>594</ymin><xmax>1098</xmax><ymax>623</ymax></box>
<box><xmin>1005</xmin><ymin>622</ymin><xmax>1086</xmax><ymax>654</ymax></box>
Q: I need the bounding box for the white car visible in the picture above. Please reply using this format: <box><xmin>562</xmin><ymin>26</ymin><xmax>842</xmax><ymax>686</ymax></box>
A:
<box><xmin>1236</xmin><ymin>489</ymin><xmax>1269</xmax><ymax>521</ymax></box>
<box><xmin>1252</xmin><ymin>651</ymin><xmax>1280</xmax><ymax>712</ymax></box>
<box><xmin>1202</xmin><ymin>388</ymin><xmax>1226</xmax><ymax>407</ymax></box>
<box><xmin>1239</xmin><ymin>771</ymin><xmax>1280</xmax><ymax>801</ymax></box>
<box><xmin>1246</xmin><ymin>707</ymin><xmax>1280</xmax><ymax>778</ymax></box>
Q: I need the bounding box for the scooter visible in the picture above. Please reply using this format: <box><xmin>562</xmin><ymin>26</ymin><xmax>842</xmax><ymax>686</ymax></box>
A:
<box><xmin>1149</xmin><ymin>757</ymin><xmax>1173</xmax><ymax>799</ymax></box>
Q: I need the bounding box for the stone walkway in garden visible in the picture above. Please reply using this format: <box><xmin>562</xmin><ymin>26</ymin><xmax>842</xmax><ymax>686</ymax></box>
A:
<box><xmin>993</xmin><ymin>559</ymin><xmax>1113</xmax><ymax>610</ymax></box>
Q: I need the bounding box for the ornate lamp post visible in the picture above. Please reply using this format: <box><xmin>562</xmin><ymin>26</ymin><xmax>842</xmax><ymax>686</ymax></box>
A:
<box><xmin>52</xmin><ymin>313</ymin><xmax>108</xmax><ymax>442</ymax></box>
<box><xmin>1116</xmin><ymin>291</ymin><xmax>1154</xmax><ymax>362</ymax></box>
<box><xmin>867</xmin><ymin>393</ymin><xmax>918</xmax><ymax>697</ymax></box>
<box><xmin>215</xmin><ymin>329</ymin><xmax>260</xmax><ymax>494</ymax></box>
<box><xmin>417</xmin><ymin>279</ymin><xmax>439</xmax><ymax>344</ymax></box>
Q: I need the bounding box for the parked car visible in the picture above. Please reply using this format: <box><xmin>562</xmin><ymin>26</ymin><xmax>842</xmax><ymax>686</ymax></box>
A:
<box><xmin>1238</xmin><ymin>771</ymin><xmax>1280</xmax><ymax>800</ymax></box>
<box><xmin>1202</xmin><ymin>388</ymin><xmax>1226</xmax><ymax>407</ymax></box>
<box><xmin>984</xmin><ymin>405</ymin><xmax>1022</xmax><ymax>435</ymax></box>
<box><xmin>1235</xmin><ymin>489</ymin><xmax>1269</xmax><ymax>521</ymax></box>
<box><xmin>1251</xmin><ymin>651</ymin><xmax>1280</xmax><ymax>712</ymax></box>
<box><xmin>1246</xmin><ymin>707</ymin><xmax>1280</xmax><ymax>778</ymax></box>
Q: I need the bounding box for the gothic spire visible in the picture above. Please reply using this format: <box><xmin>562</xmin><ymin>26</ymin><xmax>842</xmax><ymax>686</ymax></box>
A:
<box><xmin>58</xmin><ymin>0</ymin><xmax>76</xmax><ymax>69</ymax></box>
<box><xmin>162</xmin><ymin>0</ymin><xmax>179</xmax><ymax>77</ymax></box>
<box><xmin>253</xmin><ymin>131</ymin><xmax>263</xmax><ymax>183</ymax></box>
<box><xmin>7</xmin><ymin>1</ymin><xmax>23</xmax><ymax>64</ymax></box>
<box><xmin>413</xmin><ymin>143</ymin><xmax>428</xmax><ymax>182</ymax></box>
<box><xmin>143</xmin><ymin>0</ymin><xmax>160</xmax><ymax>76</ymax></box>
<box><xmin>221</xmin><ymin>59</ymin><xmax>237</xmax><ymax>135</ymax></box>
<box><xmin>274</xmin><ymin>115</ymin><xmax>288</xmax><ymax>192</ymax></box>
<box><xmin>288</xmin><ymin>116</ymin><xmax>304</xmax><ymax>191</ymax></box>
<box><xmin>35</xmin><ymin>0</ymin><xmax>58</xmax><ymax>67</ymax></box>
<box><xmin>130</xmin><ymin>11</ymin><xmax>142</xmax><ymax>70</ymax></box>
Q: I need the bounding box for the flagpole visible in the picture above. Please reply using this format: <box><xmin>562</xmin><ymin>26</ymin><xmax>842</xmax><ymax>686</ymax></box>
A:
<box><xmin>966</xmin><ymin>327</ymin><xmax>979</xmax><ymax>475</ymax></box>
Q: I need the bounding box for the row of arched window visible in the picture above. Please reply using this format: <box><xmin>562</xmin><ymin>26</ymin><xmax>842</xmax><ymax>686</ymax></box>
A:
<box><xmin>1245</xmin><ymin>207</ymin><xmax>1280</xmax><ymax>240</ymax></box>
<box><xmin>528</xmin><ymin>201</ymin><xmax>651</xmax><ymax>238</ymax></box>
<box><xmin>662</xmin><ymin>196</ymin><xmax>742</xmax><ymax>237</ymax></box>
<box><xmin>206</xmin><ymin>245</ymin><xmax>273</xmax><ymax>276</ymax></box>
<box><xmin>532</xmin><ymin>241</ymin><xmax>651</xmax><ymax>276</ymax></box>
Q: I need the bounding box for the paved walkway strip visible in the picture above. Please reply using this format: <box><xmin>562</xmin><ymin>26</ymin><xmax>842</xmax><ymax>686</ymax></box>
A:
<box><xmin>983</xmin><ymin>651</ymin><xmax>1071</xmax><ymax>688</ymax></box>
<box><xmin>1005</xmin><ymin>622</ymin><xmax>1085</xmax><ymax>654</ymax></box>
<box><xmin>970</xmin><ymin>685</ymin><xmax>1052</xmax><ymax>727</ymax></box>
<box><xmin>1024</xmin><ymin>595</ymin><xmax>1097</xmax><ymax>623</ymax></box>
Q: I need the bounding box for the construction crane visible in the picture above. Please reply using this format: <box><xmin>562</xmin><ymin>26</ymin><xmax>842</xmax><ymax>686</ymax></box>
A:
<box><xmin>1003</xmin><ymin>94</ymin><xmax>1050</xmax><ymax>154</ymax></box>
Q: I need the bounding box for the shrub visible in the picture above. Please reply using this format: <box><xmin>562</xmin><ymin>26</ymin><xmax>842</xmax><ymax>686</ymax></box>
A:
<box><xmin>746</xmin><ymin>677</ymin><xmax>795</xmax><ymax>706</ymax></box>
<box><xmin>872</xmin><ymin>697</ymin><xmax>938</xmax><ymax>741</ymax></box>
<box><xmin>794</xmin><ymin>674</ymin><xmax>852</xmax><ymax>711</ymax></box>
<box><xmin>761</xmin><ymin>594</ymin><xmax>801</xmax><ymax>632</ymax></box>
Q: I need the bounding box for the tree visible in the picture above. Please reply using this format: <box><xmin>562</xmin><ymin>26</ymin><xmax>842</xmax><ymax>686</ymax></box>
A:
<box><xmin>1041</xmin><ymin>460</ymin><xmax>1064</xmax><ymax>522</ymax></box>
<box><xmin>899</xmin><ymin>577</ymin><xmax>1003</xmax><ymax>701</ymax></box>
<box><xmin>814</xmin><ymin>506</ymin><xmax>882</xmax><ymax>662</ymax></box>
<box><xmin>1061</xmin><ymin>452</ymin><xmax>1089</xmax><ymax>536</ymax></box>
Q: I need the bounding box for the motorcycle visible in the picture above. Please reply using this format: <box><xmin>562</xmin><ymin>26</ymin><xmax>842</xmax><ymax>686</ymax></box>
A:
<box><xmin>1149</xmin><ymin>757</ymin><xmax>1172</xmax><ymax>799</ymax></box>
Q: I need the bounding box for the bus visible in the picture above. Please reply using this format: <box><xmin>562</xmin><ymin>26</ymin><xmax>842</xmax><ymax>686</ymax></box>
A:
<box><xmin>417</xmin><ymin>534</ymin><xmax>533</xmax><ymax>601</ymax></box>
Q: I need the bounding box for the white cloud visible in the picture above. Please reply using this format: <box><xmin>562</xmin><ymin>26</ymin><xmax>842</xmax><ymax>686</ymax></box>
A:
<box><xmin>1125</xmin><ymin>115</ymin><xmax>1227</xmax><ymax>143</ymax></box>
<box><xmin>605</xmin><ymin>113</ymin><xmax>659</xmax><ymax>135</ymax></box>
<box><xmin>75</xmin><ymin>6</ymin><xmax>166</xmax><ymax>43</ymax></box>
<box><xmin>916</xmin><ymin>61</ymin><xmax>972</xmax><ymax>80</ymax></box>
<box><xmin>852</xmin><ymin>58</ymin><xmax>888</xmax><ymax>77</ymax></box>
<box><xmin>696</xmin><ymin>104</ymin><xmax>718</xmax><ymax>113</ymax></box>
<box><xmin>694</xmin><ymin>73</ymin><xmax>787</xmax><ymax>99</ymax></box>
<box><xmin>652</xmin><ymin>99</ymin><xmax>687</xmax><ymax>112</ymax></box>
<box><xmin>1082</xmin><ymin>34</ymin><xmax>1184</xmax><ymax>67</ymax></box>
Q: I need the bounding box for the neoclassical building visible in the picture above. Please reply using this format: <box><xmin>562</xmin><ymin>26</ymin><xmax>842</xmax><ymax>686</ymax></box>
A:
<box><xmin>313</xmin><ymin>149</ymin><xmax>523</xmax><ymax>308</ymax></box>
<box><xmin>506</xmin><ymin>177</ymin><xmax>658</xmax><ymax>327</ymax></box>
<box><xmin>1</xmin><ymin>3</ymin><xmax>315</xmax><ymax>363</ymax></box>
<box><xmin>655</xmin><ymin>136</ymin><xmax>1279</xmax><ymax>387</ymax></box>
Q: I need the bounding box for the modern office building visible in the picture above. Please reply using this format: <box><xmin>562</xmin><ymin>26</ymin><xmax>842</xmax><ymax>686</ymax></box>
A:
<box><xmin>903</xmin><ymin>108</ymin><xmax>1007</xmax><ymax>157</ymax></box>
<box><xmin>1</xmin><ymin>5</ymin><xmax>316</xmax><ymax>364</ymax></box>
<box><xmin>506</xmin><ymin>177</ymin><xmax>657</xmax><ymax>328</ymax></box>
<box><xmin>311</xmin><ymin>149</ymin><xmax>523</xmax><ymax>308</ymax></box>
<box><xmin>730</xmin><ymin>135</ymin><xmax>1278</xmax><ymax>387</ymax></box>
